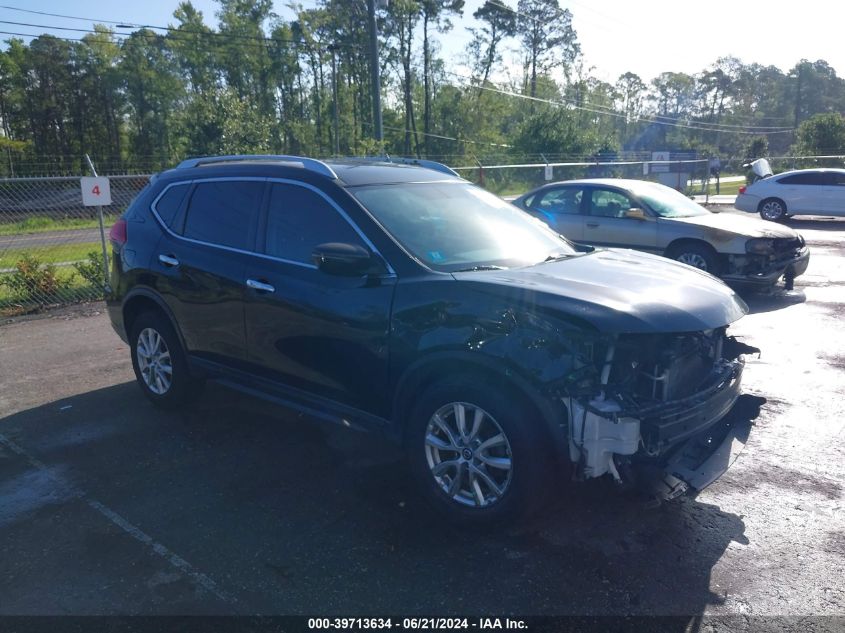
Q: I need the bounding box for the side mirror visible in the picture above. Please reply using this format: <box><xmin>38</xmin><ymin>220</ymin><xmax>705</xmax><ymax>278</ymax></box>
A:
<box><xmin>624</xmin><ymin>208</ymin><xmax>648</xmax><ymax>220</ymax></box>
<box><xmin>312</xmin><ymin>242</ymin><xmax>384</xmax><ymax>276</ymax></box>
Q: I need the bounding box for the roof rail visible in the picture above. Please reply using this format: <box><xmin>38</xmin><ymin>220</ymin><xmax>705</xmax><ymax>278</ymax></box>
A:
<box><xmin>176</xmin><ymin>155</ymin><xmax>337</xmax><ymax>179</ymax></box>
<box><xmin>348</xmin><ymin>155</ymin><xmax>460</xmax><ymax>178</ymax></box>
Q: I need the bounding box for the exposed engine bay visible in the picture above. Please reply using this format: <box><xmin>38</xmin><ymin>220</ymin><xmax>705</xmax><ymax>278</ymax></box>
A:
<box><xmin>566</xmin><ymin>328</ymin><xmax>759</xmax><ymax>496</ymax></box>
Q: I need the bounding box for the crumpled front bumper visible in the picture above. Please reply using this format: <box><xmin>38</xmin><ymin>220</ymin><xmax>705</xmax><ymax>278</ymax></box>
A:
<box><xmin>570</xmin><ymin>357</ymin><xmax>748</xmax><ymax>486</ymax></box>
<box><xmin>648</xmin><ymin>414</ymin><xmax>752</xmax><ymax>500</ymax></box>
<box><xmin>722</xmin><ymin>246</ymin><xmax>810</xmax><ymax>288</ymax></box>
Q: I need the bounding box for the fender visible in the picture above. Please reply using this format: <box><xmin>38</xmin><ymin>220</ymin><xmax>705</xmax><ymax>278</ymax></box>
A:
<box><xmin>120</xmin><ymin>286</ymin><xmax>188</xmax><ymax>353</ymax></box>
<box><xmin>391</xmin><ymin>349</ymin><xmax>570</xmax><ymax>452</ymax></box>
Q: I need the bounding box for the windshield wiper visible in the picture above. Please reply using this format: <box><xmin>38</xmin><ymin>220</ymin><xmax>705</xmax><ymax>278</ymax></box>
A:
<box><xmin>544</xmin><ymin>253</ymin><xmax>574</xmax><ymax>262</ymax></box>
<box><xmin>452</xmin><ymin>265</ymin><xmax>506</xmax><ymax>272</ymax></box>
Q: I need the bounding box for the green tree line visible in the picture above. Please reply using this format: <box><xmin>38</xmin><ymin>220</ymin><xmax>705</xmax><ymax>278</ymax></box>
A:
<box><xmin>1</xmin><ymin>0</ymin><xmax>845</xmax><ymax>176</ymax></box>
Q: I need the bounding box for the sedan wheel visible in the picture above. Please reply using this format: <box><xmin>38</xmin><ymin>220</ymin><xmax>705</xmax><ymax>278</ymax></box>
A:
<box><xmin>760</xmin><ymin>199</ymin><xmax>787</xmax><ymax>221</ymax></box>
<box><xmin>667</xmin><ymin>242</ymin><xmax>720</xmax><ymax>275</ymax></box>
<box><xmin>424</xmin><ymin>401</ymin><xmax>513</xmax><ymax>508</ymax></box>
<box><xmin>676</xmin><ymin>252</ymin><xmax>710</xmax><ymax>271</ymax></box>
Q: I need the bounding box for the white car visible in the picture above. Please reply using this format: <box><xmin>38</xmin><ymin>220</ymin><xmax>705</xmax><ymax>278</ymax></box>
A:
<box><xmin>735</xmin><ymin>167</ymin><xmax>845</xmax><ymax>221</ymax></box>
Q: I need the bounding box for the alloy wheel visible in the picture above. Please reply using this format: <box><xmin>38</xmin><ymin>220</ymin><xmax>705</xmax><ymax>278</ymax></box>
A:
<box><xmin>677</xmin><ymin>252</ymin><xmax>709</xmax><ymax>270</ymax></box>
<box><xmin>136</xmin><ymin>327</ymin><xmax>173</xmax><ymax>395</ymax></box>
<box><xmin>761</xmin><ymin>200</ymin><xmax>785</xmax><ymax>221</ymax></box>
<box><xmin>424</xmin><ymin>401</ymin><xmax>513</xmax><ymax>508</ymax></box>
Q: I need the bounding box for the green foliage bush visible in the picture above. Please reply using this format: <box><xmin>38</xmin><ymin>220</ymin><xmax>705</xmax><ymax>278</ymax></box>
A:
<box><xmin>73</xmin><ymin>251</ymin><xmax>107</xmax><ymax>291</ymax></box>
<box><xmin>1</xmin><ymin>253</ymin><xmax>75</xmax><ymax>300</ymax></box>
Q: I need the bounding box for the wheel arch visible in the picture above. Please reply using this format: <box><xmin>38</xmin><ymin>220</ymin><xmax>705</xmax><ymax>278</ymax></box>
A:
<box><xmin>122</xmin><ymin>289</ymin><xmax>186</xmax><ymax>352</ymax></box>
<box><xmin>391</xmin><ymin>351</ymin><xmax>569</xmax><ymax>452</ymax></box>
<box><xmin>664</xmin><ymin>236</ymin><xmax>719</xmax><ymax>258</ymax></box>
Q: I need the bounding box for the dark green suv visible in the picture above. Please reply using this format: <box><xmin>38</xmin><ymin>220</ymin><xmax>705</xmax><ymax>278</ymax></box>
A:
<box><xmin>107</xmin><ymin>155</ymin><xmax>756</xmax><ymax>523</ymax></box>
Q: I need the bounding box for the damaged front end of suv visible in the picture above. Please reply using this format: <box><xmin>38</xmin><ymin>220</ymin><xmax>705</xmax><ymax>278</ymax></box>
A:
<box><xmin>445</xmin><ymin>248</ymin><xmax>760</xmax><ymax>504</ymax></box>
<box><xmin>562</xmin><ymin>328</ymin><xmax>758</xmax><ymax>499</ymax></box>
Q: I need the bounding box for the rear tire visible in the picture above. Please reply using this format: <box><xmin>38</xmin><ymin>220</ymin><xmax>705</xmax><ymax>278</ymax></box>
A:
<box><xmin>405</xmin><ymin>378</ymin><xmax>551</xmax><ymax>526</ymax></box>
<box><xmin>759</xmin><ymin>198</ymin><xmax>787</xmax><ymax>222</ymax></box>
<box><xmin>130</xmin><ymin>311</ymin><xmax>202</xmax><ymax>409</ymax></box>
<box><xmin>666</xmin><ymin>242</ymin><xmax>721</xmax><ymax>275</ymax></box>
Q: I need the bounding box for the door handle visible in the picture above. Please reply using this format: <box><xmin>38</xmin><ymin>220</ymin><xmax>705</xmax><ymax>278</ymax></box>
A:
<box><xmin>586</xmin><ymin>223</ymin><xmax>600</xmax><ymax>228</ymax></box>
<box><xmin>158</xmin><ymin>254</ymin><xmax>179</xmax><ymax>267</ymax></box>
<box><xmin>246</xmin><ymin>279</ymin><xmax>275</xmax><ymax>293</ymax></box>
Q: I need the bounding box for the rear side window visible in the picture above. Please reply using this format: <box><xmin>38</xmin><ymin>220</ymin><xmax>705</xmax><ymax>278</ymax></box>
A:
<box><xmin>183</xmin><ymin>180</ymin><xmax>264</xmax><ymax>250</ymax></box>
<box><xmin>153</xmin><ymin>183</ymin><xmax>189</xmax><ymax>228</ymax></box>
<box><xmin>532</xmin><ymin>187</ymin><xmax>583</xmax><ymax>214</ymax></box>
<box><xmin>265</xmin><ymin>183</ymin><xmax>363</xmax><ymax>264</ymax></box>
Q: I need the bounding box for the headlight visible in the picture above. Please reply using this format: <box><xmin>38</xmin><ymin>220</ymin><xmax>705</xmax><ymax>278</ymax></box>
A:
<box><xmin>746</xmin><ymin>238</ymin><xmax>774</xmax><ymax>255</ymax></box>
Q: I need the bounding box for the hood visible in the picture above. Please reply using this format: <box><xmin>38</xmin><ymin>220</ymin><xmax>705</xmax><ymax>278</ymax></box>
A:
<box><xmin>666</xmin><ymin>212</ymin><xmax>798</xmax><ymax>238</ymax></box>
<box><xmin>452</xmin><ymin>249</ymin><xmax>748</xmax><ymax>334</ymax></box>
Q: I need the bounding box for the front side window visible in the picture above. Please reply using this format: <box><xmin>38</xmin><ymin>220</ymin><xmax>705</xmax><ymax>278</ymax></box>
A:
<box><xmin>350</xmin><ymin>182</ymin><xmax>576</xmax><ymax>272</ymax></box>
<box><xmin>829</xmin><ymin>172</ymin><xmax>845</xmax><ymax>186</ymax></box>
<box><xmin>183</xmin><ymin>180</ymin><xmax>264</xmax><ymax>250</ymax></box>
<box><xmin>629</xmin><ymin>182</ymin><xmax>710</xmax><ymax>218</ymax></box>
<box><xmin>265</xmin><ymin>184</ymin><xmax>364</xmax><ymax>264</ymax></box>
<box><xmin>589</xmin><ymin>189</ymin><xmax>634</xmax><ymax>218</ymax></box>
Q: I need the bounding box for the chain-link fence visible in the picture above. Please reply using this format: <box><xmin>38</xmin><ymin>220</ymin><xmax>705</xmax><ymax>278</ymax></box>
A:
<box><xmin>453</xmin><ymin>159</ymin><xmax>712</xmax><ymax>196</ymax></box>
<box><xmin>2</xmin><ymin>153</ymin><xmax>842</xmax><ymax>316</ymax></box>
<box><xmin>0</xmin><ymin>174</ymin><xmax>151</xmax><ymax>315</ymax></box>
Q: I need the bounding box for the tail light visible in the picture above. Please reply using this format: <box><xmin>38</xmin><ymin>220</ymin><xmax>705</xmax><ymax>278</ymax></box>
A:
<box><xmin>109</xmin><ymin>218</ymin><xmax>127</xmax><ymax>246</ymax></box>
<box><xmin>738</xmin><ymin>185</ymin><xmax>747</xmax><ymax>195</ymax></box>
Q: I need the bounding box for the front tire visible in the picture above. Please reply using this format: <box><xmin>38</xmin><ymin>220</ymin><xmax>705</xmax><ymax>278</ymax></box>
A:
<box><xmin>130</xmin><ymin>311</ymin><xmax>202</xmax><ymax>409</ymax></box>
<box><xmin>666</xmin><ymin>242</ymin><xmax>721</xmax><ymax>275</ymax></box>
<box><xmin>405</xmin><ymin>379</ymin><xmax>550</xmax><ymax>525</ymax></box>
<box><xmin>759</xmin><ymin>198</ymin><xmax>787</xmax><ymax>222</ymax></box>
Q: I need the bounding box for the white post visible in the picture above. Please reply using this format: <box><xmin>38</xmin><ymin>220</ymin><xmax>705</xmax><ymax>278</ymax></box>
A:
<box><xmin>85</xmin><ymin>154</ymin><xmax>111</xmax><ymax>294</ymax></box>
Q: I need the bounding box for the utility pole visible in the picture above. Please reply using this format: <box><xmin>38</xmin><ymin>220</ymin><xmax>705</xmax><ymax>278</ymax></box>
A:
<box><xmin>367</xmin><ymin>0</ymin><xmax>384</xmax><ymax>144</ymax></box>
<box><xmin>329</xmin><ymin>44</ymin><xmax>340</xmax><ymax>156</ymax></box>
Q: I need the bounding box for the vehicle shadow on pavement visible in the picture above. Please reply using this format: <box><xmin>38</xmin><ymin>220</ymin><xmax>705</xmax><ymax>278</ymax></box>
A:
<box><xmin>783</xmin><ymin>217</ymin><xmax>845</xmax><ymax>231</ymax></box>
<box><xmin>0</xmin><ymin>382</ymin><xmax>760</xmax><ymax>622</ymax></box>
<box><xmin>740</xmin><ymin>288</ymin><xmax>806</xmax><ymax>314</ymax></box>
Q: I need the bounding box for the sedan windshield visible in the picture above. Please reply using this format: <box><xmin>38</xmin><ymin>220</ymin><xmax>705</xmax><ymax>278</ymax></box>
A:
<box><xmin>631</xmin><ymin>182</ymin><xmax>711</xmax><ymax>218</ymax></box>
<box><xmin>351</xmin><ymin>182</ymin><xmax>577</xmax><ymax>271</ymax></box>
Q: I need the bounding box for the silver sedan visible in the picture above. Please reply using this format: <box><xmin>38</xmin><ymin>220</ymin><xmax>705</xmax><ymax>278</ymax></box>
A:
<box><xmin>512</xmin><ymin>178</ymin><xmax>810</xmax><ymax>289</ymax></box>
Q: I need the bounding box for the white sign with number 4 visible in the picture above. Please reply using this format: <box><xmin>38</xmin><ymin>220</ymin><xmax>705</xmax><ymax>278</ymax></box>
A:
<box><xmin>81</xmin><ymin>176</ymin><xmax>112</xmax><ymax>206</ymax></box>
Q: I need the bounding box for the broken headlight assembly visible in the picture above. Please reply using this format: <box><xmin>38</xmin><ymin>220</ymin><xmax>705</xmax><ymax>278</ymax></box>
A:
<box><xmin>745</xmin><ymin>238</ymin><xmax>775</xmax><ymax>255</ymax></box>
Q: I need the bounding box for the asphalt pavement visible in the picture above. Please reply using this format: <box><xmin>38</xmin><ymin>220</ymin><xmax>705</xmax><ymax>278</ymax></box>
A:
<box><xmin>0</xmin><ymin>211</ymin><xmax>843</xmax><ymax>626</ymax></box>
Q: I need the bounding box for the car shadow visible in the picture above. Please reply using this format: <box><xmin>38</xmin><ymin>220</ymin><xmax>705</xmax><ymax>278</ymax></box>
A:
<box><xmin>783</xmin><ymin>216</ymin><xmax>845</xmax><ymax>231</ymax></box>
<box><xmin>0</xmin><ymin>382</ymin><xmax>760</xmax><ymax>623</ymax></box>
<box><xmin>739</xmin><ymin>287</ymin><xmax>807</xmax><ymax>314</ymax></box>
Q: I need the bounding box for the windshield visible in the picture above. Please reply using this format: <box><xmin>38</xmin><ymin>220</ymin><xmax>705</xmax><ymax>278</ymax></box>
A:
<box><xmin>631</xmin><ymin>182</ymin><xmax>711</xmax><ymax>218</ymax></box>
<box><xmin>351</xmin><ymin>182</ymin><xmax>577</xmax><ymax>271</ymax></box>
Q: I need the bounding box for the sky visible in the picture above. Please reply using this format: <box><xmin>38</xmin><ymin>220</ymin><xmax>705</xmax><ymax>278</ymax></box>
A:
<box><xmin>1</xmin><ymin>0</ymin><xmax>843</xmax><ymax>85</ymax></box>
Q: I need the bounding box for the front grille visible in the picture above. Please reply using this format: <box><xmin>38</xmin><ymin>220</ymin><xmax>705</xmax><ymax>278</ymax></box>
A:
<box><xmin>608</xmin><ymin>330</ymin><xmax>725</xmax><ymax>408</ymax></box>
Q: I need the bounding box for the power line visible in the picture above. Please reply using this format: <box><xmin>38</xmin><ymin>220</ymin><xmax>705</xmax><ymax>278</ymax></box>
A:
<box><xmin>448</xmin><ymin>72</ymin><xmax>794</xmax><ymax>135</ymax></box>
<box><xmin>370</xmin><ymin>122</ymin><xmax>512</xmax><ymax>148</ymax></box>
<box><xmin>0</xmin><ymin>5</ymin><xmax>366</xmax><ymax>50</ymax></box>
<box><xmin>0</xmin><ymin>23</ymin><xmax>372</xmax><ymax>57</ymax></box>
